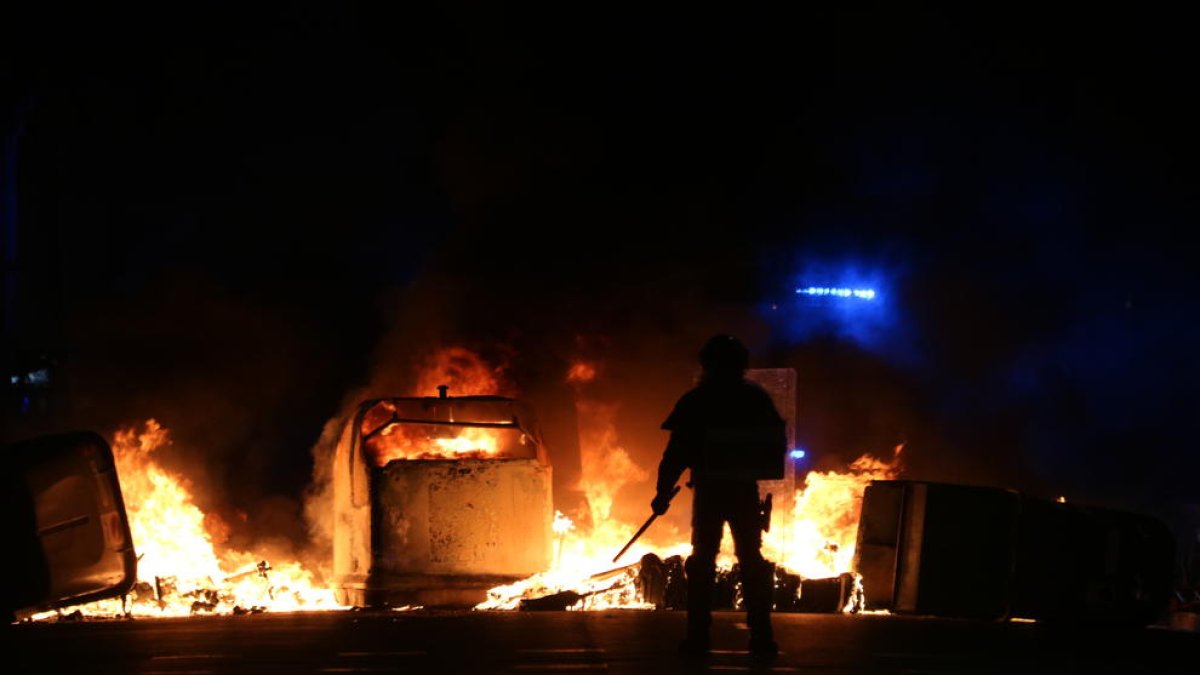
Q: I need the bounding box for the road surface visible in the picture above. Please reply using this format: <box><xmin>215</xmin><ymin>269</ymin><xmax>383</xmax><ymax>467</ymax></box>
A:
<box><xmin>9</xmin><ymin>609</ymin><xmax>1198</xmax><ymax>674</ymax></box>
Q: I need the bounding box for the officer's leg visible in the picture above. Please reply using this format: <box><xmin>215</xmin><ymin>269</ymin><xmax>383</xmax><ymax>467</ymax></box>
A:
<box><xmin>684</xmin><ymin>491</ymin><xmax>723</xmax><ymax>650</ymax></box>
<box><xmin>729</xmin><ymin>491</ymin><xmax>776</xmax><ymax>654</ymax></box>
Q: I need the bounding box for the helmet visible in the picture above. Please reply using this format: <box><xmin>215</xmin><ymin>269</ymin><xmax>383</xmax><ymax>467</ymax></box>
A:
<box><xmin>698</xmin><ymin>334</ymin><xmax>749</xmax><ymax>374</ymax></box>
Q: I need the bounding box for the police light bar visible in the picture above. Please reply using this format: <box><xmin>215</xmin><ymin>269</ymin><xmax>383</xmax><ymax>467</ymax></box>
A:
<box><xmin>795</xmin><ymin>287</ymin><xmax>876</xmax><ymax>300</ymax></box>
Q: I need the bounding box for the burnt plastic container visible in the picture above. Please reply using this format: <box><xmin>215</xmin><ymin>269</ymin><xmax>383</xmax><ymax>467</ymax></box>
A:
<box><xmin>854</xmin><ymin>480</ymin><xmax>1020</xmax><ymax>619</ymax></box>
<box><xmin>2</xmin><ymin>431</ymin><xmax>137</xmax><ymax>618</ymax></box>
<box><xmin>853</xmin><ymin>480</ymin><xmax>1175</xmax><ymax>625</ymax></box>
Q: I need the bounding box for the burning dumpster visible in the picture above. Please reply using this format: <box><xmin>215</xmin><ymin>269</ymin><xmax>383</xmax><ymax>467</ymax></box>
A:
<box><xmin>333</xmin><ymin>389</ymin><xmax>554</xmax><ymax>608</ymax></box>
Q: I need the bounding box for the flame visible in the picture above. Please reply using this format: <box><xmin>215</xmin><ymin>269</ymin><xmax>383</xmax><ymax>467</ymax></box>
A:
<box><xmin>361</xmin><ymin>348</ymin><xmax>517</xmax><ymax>465</ymax></box>
<box><xmin>763</xmin><ymin>445</ymin><xmax>903</xmax><ymax>579</ymax></box>
<box><xmin>477</xmin><ymin>361</ymin><xmax>906</xmax><ymax>611</ymax></box>
<box><xmin>31</xmin><ymin>346</ymin><xmax>909</xmax><ymax>619</ymax></box>
<box><xmin>553</xmin><ymin>510</ymin><xmax>576</xmax><ymax>535</ymax></box>
<box><xmin>367</xmin><ymin>418</ymin><xmax>503</xmax><ymax>464</ymax></box>
<box><xmin>566</xmin><ymin>361</ymin><xmax>597</xmax><ymax>384</ymax></box>
<box><xmin>480</xmin><ymin>444</ymin><xmax>903</xmax><ymax>611</ymax></box>
<box><xmin>575</xmin><ymin>400</ymin><xmax>646</xmax><ymax>526</ymax></box>
<box><xmin>58</xmin><ymin>420</ymin><xmax>341</xmax><ymax>619</ymax></box>
<box><xmin>476</xmin><ymin>368</ymin><xmax>687</xmax><ymax>611</ymax></box>
<box><xmin>413</xmin><ymin>346</ymin><xmax>510</xmax><ymax>397</ymax></box>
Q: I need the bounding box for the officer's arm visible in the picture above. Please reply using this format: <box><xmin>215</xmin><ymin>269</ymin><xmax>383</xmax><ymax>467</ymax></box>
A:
<box><xmin>657</xmin><ymin>427</ymin><xmax>696</xmax><ymax>497</ymax></box>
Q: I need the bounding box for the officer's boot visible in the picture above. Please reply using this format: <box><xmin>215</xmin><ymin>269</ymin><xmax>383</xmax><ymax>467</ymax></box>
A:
<box><xmin>680</xmin><ymin>555</ymin><xmax>715</xmax><ymax>658</ymax></box>
<box><xmin>741</xmin><ymin>560</ymin><xmax>778</xmax><ymax>660</ymax></box>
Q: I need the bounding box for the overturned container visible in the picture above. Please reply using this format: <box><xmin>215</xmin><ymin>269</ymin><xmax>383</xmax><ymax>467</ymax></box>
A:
<box><xmin>853</xmin><ymin>479</ymin><xmax>1176</xmax><ymax>625</ymax></box>
<box><xmin>333</xmin><ymin>389</ymin><xmax>553</xmax><ymax>608</ymax></box>
<box><xmin>3</xmin><ymin>431</ymin><xmax>137</xmax><ymax>620</ymax></box>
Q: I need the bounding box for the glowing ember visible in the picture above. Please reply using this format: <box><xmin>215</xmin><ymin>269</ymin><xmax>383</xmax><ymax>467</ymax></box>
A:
<box><xmin>52</xmin><ymin>420</ymin><xmax>341</xmax><ymax>619</ymax></box>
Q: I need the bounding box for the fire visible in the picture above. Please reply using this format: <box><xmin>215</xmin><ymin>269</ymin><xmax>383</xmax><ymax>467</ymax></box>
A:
<box><xmin>29</xmin><ymin>347</ymin><xmax>902</xmax><ymax>619</ymax></box>
<box><xmin>763</xmin><ymin>445</ymin><xmax>904</xmax><ymax>579</ymax></box>
<box><xmin>566</xmin><ymin>361</ymin><xmax>597</xmax><ymax>384</ymax></box>
<box><xmin>575</xmin><ymin>400</ymin><xmax>646</xmax><ymax>530</ymax></box>
<box><xmin>53</xmin><ymin>420</ymin><xmax>341</xmax><ymax>619</ymax></box>
<box><xmin>362</xmin><ymin>347</ymin><xmax>514</xmax><ymax>465</ymax></box>
<box><xmin>414</xmin><ymin>346</ymin><xmax>511</xmax><ymax>397</ymax></box>
<box><xmin>477</xmin><ymin>365</ymin><xmax>688</xmax><ymax>611</ymax></box>
<box><xmin>367</xmin><ymin>415</ymin><xmax>502</xmax><ymax>464</ymax></box>
<box><xmin>477</xmin><ymin>361</ymin><xmax>905</xmax><ymax>612</ymax></box>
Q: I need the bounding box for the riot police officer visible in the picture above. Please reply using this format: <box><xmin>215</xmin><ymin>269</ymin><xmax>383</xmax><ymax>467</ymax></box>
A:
<box><xmin>651</xmin><ymin>334</ymin><xmax>785</xmax><ymax>660</ymax></box>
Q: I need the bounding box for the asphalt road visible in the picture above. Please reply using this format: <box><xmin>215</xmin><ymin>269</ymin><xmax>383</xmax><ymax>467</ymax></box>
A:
<box><xmin>9</xmin><ymin>609</ymin><xmax>1199</xmax><ymax>674</ymax></box>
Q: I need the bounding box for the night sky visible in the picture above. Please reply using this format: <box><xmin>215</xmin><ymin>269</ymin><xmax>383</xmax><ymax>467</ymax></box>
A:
<box><xmin>4</xmin><ymin>5</ymin><xmax>1198</xmax><ymax>548</ymax></box>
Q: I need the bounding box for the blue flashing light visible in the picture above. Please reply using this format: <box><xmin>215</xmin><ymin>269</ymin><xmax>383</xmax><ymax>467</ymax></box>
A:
<box><xmin>795</xmin><ymin>286</ymin><xmax>876</xmax><ymax>300</ymax></box>
<box><xmin>764</xmin><ymin>253</ymin><xmax>922</xmax><ymax>367</ymax></box>
<box><xmin>789</xmin><ymin>448</ymin><xmax>806</xmax><ymax>460</ymax></box>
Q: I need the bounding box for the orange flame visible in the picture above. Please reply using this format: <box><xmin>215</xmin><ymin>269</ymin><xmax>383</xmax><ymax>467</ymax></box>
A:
<box><xmin>763</xmin><ymin>445</ymin><xmax>903</xmax><ymax>579</ymax></box>
<box><xmin>367</xmin><ymin>419</ymin><xmax>503</xmax><ymax>464</ymax></box>
<box><xmin>413</xmin><ymin>346</ymin><xmax>510</xmax><ymax>397</ymax></box>
<box><xmin>566</xmin><ymin>361</ymin><xmax>597</xmax><ymax>384</ymax></box>
<box><xmin>575</xmin><ymin>400</ymin><xmax>646</xmax><ymax>527</ymax></box>
<box><xmin>56</xmin><ymin>420</ymin><xmax>341</xmax><ymax>619</ymax></box>
<box><xmin>38</xmin><ymin>349</ymin><xmax>906</xmax><ymax>618</ymax></box>
<box><xmin>363</xmin><ymin>348</ymin><xmax>515</xmax><ymax>465</ymax></box>
<box><xmin>477</xmin><ymin>362</ymin><xmax>686</xmax><ymax>611</ymax></box>
<box><xmin>478</xmin><ymin>361</ymin><xmax>906</xmax><ymax>612</ymax></box>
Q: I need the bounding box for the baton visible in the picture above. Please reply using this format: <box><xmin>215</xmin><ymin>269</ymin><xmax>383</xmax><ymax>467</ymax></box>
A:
<box><xmin>612</xmin><ymin>485</ymin><xmax>681</xmax><ymax>563</ymax></box>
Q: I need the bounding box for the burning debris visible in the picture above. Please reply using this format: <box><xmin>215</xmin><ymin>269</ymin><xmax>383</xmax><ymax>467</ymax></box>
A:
<box><xmin>465</xmin><ymin>359</ymin><xmax>905</xmax><ymax>613</ymax></box>
<box><xmin>474</xmin><ymin>440</ymin><xmax>902</xmax><ymax>612</ymax></box>
<box><xmin>491</xmin><ymin>552</ymin><xmax>864</xmax><ymax>615</ymax></box>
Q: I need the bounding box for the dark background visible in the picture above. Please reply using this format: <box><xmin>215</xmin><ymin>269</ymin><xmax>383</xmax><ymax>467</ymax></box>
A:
<box><xmin>3</xmin><ymin>4</ymin><xmax>1197</xmax><ymax>552</ymax></box>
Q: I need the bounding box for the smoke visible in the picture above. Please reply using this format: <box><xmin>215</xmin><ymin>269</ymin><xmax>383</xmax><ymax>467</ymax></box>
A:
<box><xmin>299</xmin><ymin>415</ymin><xmax>345</xmax><ymax>570</ymax></box>
<box><xmin>295</xmin><ymin>226</ymin><xmax>782</xmax><ymax>559</ymax></box>
<box><xmin>573</xmin><ymin>399</ymin><xmax>648</xmax><ymax>527</ymax></box>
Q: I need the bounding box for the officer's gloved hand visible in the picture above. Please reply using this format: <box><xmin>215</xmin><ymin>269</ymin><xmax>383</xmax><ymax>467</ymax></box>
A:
<box><xmin>650</xmin><ymin>491</ymin><xmax>673</xmax><ymax>516</ymax></box>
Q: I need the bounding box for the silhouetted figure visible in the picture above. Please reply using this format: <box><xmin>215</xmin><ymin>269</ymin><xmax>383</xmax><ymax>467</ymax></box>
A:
<box><xmin>652</xmin><ymin>334</ymin><xmax>786</xmax><ymax>661</ymax></box>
